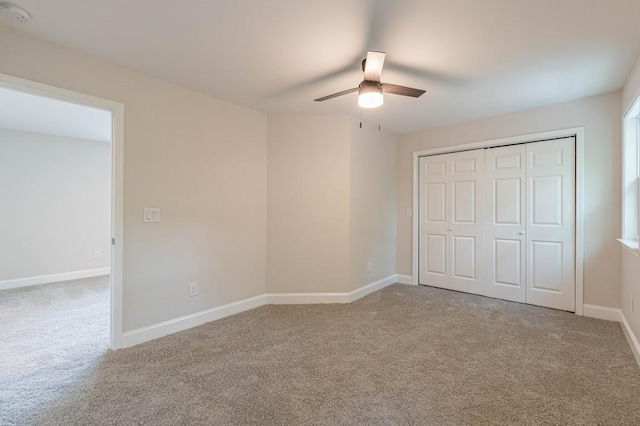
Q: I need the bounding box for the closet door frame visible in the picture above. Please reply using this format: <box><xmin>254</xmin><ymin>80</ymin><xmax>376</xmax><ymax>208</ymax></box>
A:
<box><xmin>411</xmin><ymin>127</ymin><xmax>585</xmax><ymax>316</ymax></box>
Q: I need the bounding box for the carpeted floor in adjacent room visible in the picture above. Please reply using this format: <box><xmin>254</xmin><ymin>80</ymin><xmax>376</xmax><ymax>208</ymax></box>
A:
<box><xmin>2</xmin><ymin>280</ymin><xmax>640</xmax><ymax>425</ymax></box>
<box><xmin>0</xmin><ymin>276</ymin><xmax>110</xmax><ymax>425</ymax></box>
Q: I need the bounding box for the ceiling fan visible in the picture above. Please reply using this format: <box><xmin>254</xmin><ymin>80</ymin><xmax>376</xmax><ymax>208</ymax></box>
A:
<box><xmin>314</xmin><ymin>51</ymin><xmax>426</xmax><ymax>108</ymax></box>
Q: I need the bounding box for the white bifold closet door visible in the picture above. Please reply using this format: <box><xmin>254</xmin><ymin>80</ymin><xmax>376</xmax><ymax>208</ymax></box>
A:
<box><xmin>419</xmin><ymin>149</ymin><xmax>485</xmax><ymax>295</ymax></box>
<box><xmin>420</xmin><ymin>137</ymin><xmax>576</xmax><ymax>312</ymax></box>
<box><xmin>484</xmin><ymin>144</ymin><xmax>527</xmax><ymax>303</ymax></box>
<box><xmin>524</xmin><ymin>138</ymin><xmax>575</xmax><ymax>311</ymax></box>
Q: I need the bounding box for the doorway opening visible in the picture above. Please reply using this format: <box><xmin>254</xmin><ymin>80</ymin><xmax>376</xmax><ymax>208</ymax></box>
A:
<box><xmin>0</xmin><ymin>73</ymin><xmax>124</xmax><ymax>348</ymax></box>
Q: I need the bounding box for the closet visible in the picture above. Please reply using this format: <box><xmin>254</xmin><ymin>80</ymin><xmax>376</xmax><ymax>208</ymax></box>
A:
<box><xmin>418</xmin><ymin>137</ymin><xmax>576</xmax><ymax>311</ymax></box>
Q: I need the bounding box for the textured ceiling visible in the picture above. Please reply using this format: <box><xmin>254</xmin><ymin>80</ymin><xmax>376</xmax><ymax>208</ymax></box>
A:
<box><xmin>2</xmin><ymin>0</ymin><xmax>640</xmax><ymax>134</ymax></box>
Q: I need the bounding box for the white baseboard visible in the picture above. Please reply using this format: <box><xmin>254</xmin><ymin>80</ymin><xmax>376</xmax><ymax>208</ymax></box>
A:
<box><xmin>266</xmin><ymin>275</ymin><xmax>397</xmax><ymax>305</ymax></box>
<box><xmin>620</xmin><ymin>312</ymin><xmax>640</xmax><ymax>368</ymax></box>
<box><xmin>583</xmin><ymin>304</ymin><xmax>640</xmax><ymax>368</ymax></box>
<box><xmin>0</xmin><ymin>267</ymin><xmax>111</xmax><ymax>291</ymax></box>
<box><xmin>120</xmin><ymin>294</ymin><xmax>267</xmax><ymax>348</ymax></box>
<box><xmin>120</xmin><ymin>277</ymin><xmax>399</xmax><ymax>348</ymax></box>
<box><xmin>395</xmin><ymin>274</ymin><xmax>414</xmax><ymax>285</ymax></box>
<box><xmin>583</xmin><ymin>304</ymin><xmax>622</xmax><ymax>322</ymax></box>
<box><xmin>349</xmin><ymin>275</ymin><xmax>397</xmax><ymax>302</ymax></box>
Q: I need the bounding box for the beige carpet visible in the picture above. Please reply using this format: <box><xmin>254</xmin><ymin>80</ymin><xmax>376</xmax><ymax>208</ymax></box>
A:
<box><xmin>0</xmin><ymin>276</ymin><xmax>110</xmax><ymax>425</ymax></box>
<box><xmin>2</xmin><ymin>281</ymin><xmax>640</xmax><ymax>425</ymax></box>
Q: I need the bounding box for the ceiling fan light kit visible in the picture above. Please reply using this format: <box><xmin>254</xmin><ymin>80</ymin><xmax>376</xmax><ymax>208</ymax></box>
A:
<box><xmin>314</xmin><ymin>50</ymin><xmax>425</xmax><ymax>110</ymax></box>
<box><xmin>358</xmin><ymin>81</ymin><xmax>383</xmax><ymax>108</ymax></box>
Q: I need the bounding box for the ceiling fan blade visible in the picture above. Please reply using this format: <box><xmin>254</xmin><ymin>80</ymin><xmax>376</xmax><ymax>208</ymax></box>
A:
<box><xmin>363</xmin><ymin>51</ymin><xmax>386</xmax><ymax>81</ymax></box>
<box><xmin>382</xmin><ymin>83</ymin><xmax>425</xmax><ymax>98</ymax></box>
<box><xmin>314</xmin><ymin>87</ymin><xmax>358</xmax><ymax>102</ymax></box>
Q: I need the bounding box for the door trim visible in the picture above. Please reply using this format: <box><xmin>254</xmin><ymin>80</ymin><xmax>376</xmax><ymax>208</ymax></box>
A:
<box><xmin>412</xmin><ymin>127</ymin><xmax>585</xmax><ymax>315</ymax></box>
<box><xmin>0</xmin><ymin>72</ymin><xmax>125</xmax><ymax>348</ymax></box>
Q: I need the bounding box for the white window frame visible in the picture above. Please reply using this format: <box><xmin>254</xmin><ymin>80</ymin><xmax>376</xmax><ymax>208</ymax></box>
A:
<box><xmin>619</xmin><ymin>96</ymin><xmax>640</xmax><ymax>257</ymax></box>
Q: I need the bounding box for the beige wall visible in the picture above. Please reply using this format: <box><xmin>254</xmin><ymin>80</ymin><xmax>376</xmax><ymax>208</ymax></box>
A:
<box><xmin>397</xmin><ymin>91</ymin><xmax>622</xmax><ymax>308</ymax></box>
<box><xmin>349</xmin><ymin>120</ymin><xmax>397</xmax><ymax>291</ymax></box>
<box><xmin>267</xmin><ymin>115</ymin><xmax>398</xmax><ymax>294</ymax></box>
<box><xmin>621</xmin><ymin>56</ymin><xmax>640</xmax><ymax>339</ymax></box>
<box><xmin>0</xmin><ymin>25</ymin><xmax>268</xmax><ymax>331</ymax></box>
<box><xmin>0</xmin><ymin>129</ymin><xmax>111</xmax><ymax>281</ymax></box>
<box><xmin>267</xmin><ymin>115</ymin><xmax>351</xmax><ymax>293</ymax></box>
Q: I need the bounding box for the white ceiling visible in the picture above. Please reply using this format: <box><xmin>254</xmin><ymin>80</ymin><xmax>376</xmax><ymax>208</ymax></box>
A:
<box><xmin>2</xmin><ymin>0</ymin><xmax>640</xmax><ymax>134</ymax></box>
<box><xmin>0</xmin><ymin>86</ymin><xmax>111</xmax><ymax>142</ymax></box>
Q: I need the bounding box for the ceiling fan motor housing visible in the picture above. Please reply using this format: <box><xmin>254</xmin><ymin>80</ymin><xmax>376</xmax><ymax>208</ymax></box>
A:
<box><xmin>359</xmin><ymin>80</ymin><xmax>382</xmax><ymax>91</ymax></box>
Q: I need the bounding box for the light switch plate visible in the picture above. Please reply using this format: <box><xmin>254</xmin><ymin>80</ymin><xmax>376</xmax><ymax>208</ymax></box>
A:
<box><xmin>144</xmin><ymin>208</ymin><xmax>160</xmax><ymax>223</ymax></box>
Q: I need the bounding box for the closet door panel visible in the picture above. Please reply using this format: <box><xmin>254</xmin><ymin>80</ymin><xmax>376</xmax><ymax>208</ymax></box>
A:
<box><xmin>526</xmin><ymin>138</ymin><xmax>575</xmax><ymax>311</ymax></box>
<box><xmin>484</xmin><ymin>145</ymin><xmax>526</xmax><ymax>302</ymax></box>
<box><xmin>419</xmin><ymin>155</ymin><xmax>450</xmax><ymax>288</ymax></box>
<box><xmin>419</xmin><ymin>150</ymin><xmax>485</xmax><ymax>295</ymax></box>
<box><xmin>448</xmin><ymin>150</ymin><xmax>485</xmax><ymax>294</ymax></box>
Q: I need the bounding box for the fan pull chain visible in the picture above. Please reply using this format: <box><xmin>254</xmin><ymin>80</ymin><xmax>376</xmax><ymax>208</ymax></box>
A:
<box><xmin>359</xmin><ymin>109</ymin><xmax>363</xmax><ymax>129</ymax></box>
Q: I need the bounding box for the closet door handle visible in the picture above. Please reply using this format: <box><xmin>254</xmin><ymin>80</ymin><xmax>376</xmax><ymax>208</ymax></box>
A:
<box><xmin>518</xmin><ymin>231</ymin><xmax>525</xmax><ymax>235</ymax></box>
<box><xmin>448</xmin><ymin>227</ymin><xmax>454</xmax><ymax>232</ymax></box>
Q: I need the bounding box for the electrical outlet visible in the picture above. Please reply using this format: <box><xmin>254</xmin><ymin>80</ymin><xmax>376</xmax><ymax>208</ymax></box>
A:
<box><xmin>367</xmin><ymin>262</ymin><xmax>372</xmax><ymax>273</ymax></box>
<box><xmin>406</xmin><ymin>208</ymin><xmax>413</xmax><ymax>217</ymax></box>
<box><xmin>188</xmin><ymin>282</ymin><xmax>198</xmax><ymax>297</ymax></box>
<box><xmin>94</xmin><ymin>250</ymin><xmax>102</xmax><ymax>259</ymax></box>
